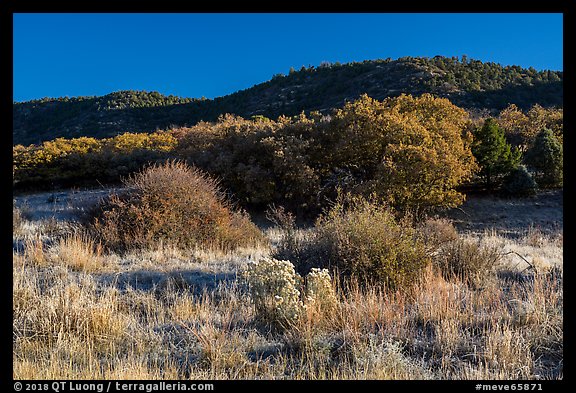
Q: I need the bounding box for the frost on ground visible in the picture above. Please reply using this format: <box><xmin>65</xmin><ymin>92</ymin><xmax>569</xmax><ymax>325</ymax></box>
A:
<box><xmin>12</xmin><ymin>187</ymin><xmax>563</xmax><ymax>380</ymax></box>
<box><xmin>446</xmin><ymin>189</ymin><xmax>563</xmax><ymax>238</ymax></box>
<box><xmin>14</xmin><ymin>187</ymin><xmax>563</xmax><ymax>235</ymax></box>
<box><xmin>13</xmin><ymin>187</ymin><xmax>125</xmax><ymax>222</ymax></box>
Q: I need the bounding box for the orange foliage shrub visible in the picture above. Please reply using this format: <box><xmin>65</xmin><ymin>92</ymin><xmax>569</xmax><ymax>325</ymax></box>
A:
<box><xmin>90</xmin><ymin>161</ymin><xmax>264</xmax><ymax>252</ymax></box>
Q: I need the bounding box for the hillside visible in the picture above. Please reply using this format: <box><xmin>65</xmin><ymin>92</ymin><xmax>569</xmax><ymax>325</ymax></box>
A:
<box><xmin>13</xmin><ymin>56</ymin><xmax>563</xmax><ymax>146</ymax></box>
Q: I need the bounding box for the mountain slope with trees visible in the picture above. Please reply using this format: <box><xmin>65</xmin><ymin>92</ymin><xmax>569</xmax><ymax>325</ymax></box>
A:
<box><xmin>13</xmin><ymin>56</ymin><xmax>563</xmax><ymax>146</ymax></box>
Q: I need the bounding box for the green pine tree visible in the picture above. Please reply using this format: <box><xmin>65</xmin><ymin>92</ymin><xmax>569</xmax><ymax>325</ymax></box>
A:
<box><xmin>502</xmin><ymin>165</ymin><xmax>538</xmax><ymax>197</ymax></box>
<box><xmin>472</xmin><ymin>118</ymin><xmax>522</xmax><ymax>189</ymax></box>
<box><xmin>525</xmin><ymin>128</ymin><xmax>563</xmax><ymax>187</ymax></box>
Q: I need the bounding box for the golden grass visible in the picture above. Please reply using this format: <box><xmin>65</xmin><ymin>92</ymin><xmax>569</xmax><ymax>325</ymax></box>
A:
<box><xmin>50</xmin><ymin>232</ymin><xmax>105</xmax><ymax>272</ymax></box>
<box><xmin>13</xmin><ymin>215</ymin><xmax>562</xmax><ymax>380</ymax></box>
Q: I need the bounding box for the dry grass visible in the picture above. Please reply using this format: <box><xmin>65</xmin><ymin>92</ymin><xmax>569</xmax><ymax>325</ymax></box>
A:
<box><xmin>49</xmin><ymin>232</ymin><xmax>106</xmax><ymax>272</ymax></box>
<box><xmin>13</xmin><ymin>206</ymin><xmax>562</xmax><ymax>380</ymax></box>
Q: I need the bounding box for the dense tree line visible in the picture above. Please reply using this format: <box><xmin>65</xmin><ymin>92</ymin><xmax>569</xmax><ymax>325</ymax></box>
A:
<box><xmin>15</xmin><ymin>94</ymin><xmax>562</xmax><ymax>219</ymax></box>
<box><xmin>14</xmin><ymin>94</ymin><xmax>476</xmax><ymax>214</ymax></box>
<box><xmin>13</xmin><ymin>132</ymin><xmax>177</xmax><ymax>189</ymax></box>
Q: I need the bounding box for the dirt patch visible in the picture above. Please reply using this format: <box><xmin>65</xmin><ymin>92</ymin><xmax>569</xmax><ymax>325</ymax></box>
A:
<box><xmin>444</xmin><ymin>189</ymin><xmax>563</xmax><ymax>237</ymax></box>
<box><xmin>13</xmin><ymin>187</ymin><xmax>126</xmax><ymax>222</ymax></box>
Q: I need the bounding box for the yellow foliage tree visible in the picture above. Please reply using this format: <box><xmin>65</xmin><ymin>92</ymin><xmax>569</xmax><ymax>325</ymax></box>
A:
<box><xmin>497</xmin><ymin>104</ymin><xmax>563</xmax><ymax>151</ymax></box>
<box><xmin>323</xmin><ymin>94</ymin><xmax>478</xmax><ymax>215</ymax></box>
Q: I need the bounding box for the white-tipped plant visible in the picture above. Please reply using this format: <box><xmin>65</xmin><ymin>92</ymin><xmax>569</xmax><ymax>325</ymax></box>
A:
<box><xmin>244</xmin><ymin>257</ymin><xmax>304</xmax><ymax>328</ymax></box>
<box><xmin>305</xmin><ymin>268</ymin><xmax>337</xmax><ymax>312</ymax></box>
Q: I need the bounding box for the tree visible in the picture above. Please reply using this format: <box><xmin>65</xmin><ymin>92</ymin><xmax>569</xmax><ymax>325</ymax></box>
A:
<box><xmin>524</xmin><ymin>128</ymin><xmax>563</xmax><ymax>187</ymax></box>
<box><xmin>472</xmin><ymin>118</ymin><xmax>521</xmax><ymax>189</ymax></box>
<box><xmin>497</xmin><ymin>104</ymin><xmax>564</xmax><ymax>151</ymax></box>
<box><xmin>496</xmin><ymin>104</ymin><xmax>530</xmax><ymax>150</ymax></box>
<box><xmin>527</xmin><ymin>104</ymin><xmax>564</xmax><ymax>145</ymax></box>
<box><xmin>501</xmin><ymin>165</ymin><xmax>538</xmax><ymax>197</ymax></box>
<box><xmin>318</xmin><ymin>94</ymin><xmax>479</xmax><ymax>215</ymax></box>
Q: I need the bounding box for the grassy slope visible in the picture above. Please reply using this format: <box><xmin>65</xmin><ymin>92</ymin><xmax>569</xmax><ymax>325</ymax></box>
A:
<box><xmin>13</xmin><ymin>189</ymin><xmax>563</xmax><ymax>379</ymax></box>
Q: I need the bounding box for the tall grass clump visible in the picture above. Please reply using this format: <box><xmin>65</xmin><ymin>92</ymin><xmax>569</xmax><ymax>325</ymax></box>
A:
<box><xmin>51</xmin><ymin>232</ymin><xmax>105</xmax><ymax>272</ymax></box>
<box><xmin>13</xmin><ymin>203</ymin><xmax>24</xmax><ymax>236</ymax></box>
<box><xmin>90</xmin><ymin>160</ymin><xmax>264</xmax><ymax>252</ymax></box>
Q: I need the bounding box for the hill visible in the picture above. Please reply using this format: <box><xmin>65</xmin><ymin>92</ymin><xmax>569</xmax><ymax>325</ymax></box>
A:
<box><xmin>13</xmin><ymin>56</ymin><xmax>563</xmax><ymax>146</ymax></box>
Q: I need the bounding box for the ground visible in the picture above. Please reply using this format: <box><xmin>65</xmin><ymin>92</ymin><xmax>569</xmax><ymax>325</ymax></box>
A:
<box><xmin>14</xmin><ymin>187</ymin><xmax>563</xmax><ymax>235</ymax></box>
<box><xmin>12</xmin><ymin>187</ymin><xmax>563</xmax><ymax>380</ymax></box>
<box><xmin>445</xmin><ymin>189</ymin><xmax>563</xmax><ymax>237</ymax></box>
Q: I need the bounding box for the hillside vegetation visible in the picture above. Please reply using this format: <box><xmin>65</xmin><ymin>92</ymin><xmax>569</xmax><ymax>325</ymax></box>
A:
<box><xmin>13</xmin><ymin>56</ymin><xmax>563</xmax><ymax>145</ymax></box>
<box><xmin>14</xmin><ymin>93</ymin><xmax>563</xmax><ymax>218</ymax></box>
<box><xmin>12</xmin><ymin>53</ymin><xmax>564</xmax><ymax>381</ymax></box>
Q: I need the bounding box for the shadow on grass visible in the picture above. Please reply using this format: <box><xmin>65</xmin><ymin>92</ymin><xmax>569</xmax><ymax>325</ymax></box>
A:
<box><xmin>94</xmin><ymin>269</ymin><xmax>236</xmax><ymax>295</ymax></box>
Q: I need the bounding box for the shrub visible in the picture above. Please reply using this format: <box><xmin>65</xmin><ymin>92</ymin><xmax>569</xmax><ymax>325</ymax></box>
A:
<box><xmin>304</xmin><ymin>268</ymin><xmax>338</xmax><ymax>312</ymax></box>
<box><xmin>320</xmin><ymin>94</ymin><xmax>478</xmax><ymax>215</ymax></box>
<box><xmin>243</xmin><ymin>258</ymin><xmax>338</xmax><ymax>329</ymax></box>
<box><xmin>243</xmin><ymin>257</ymin><xmax>304</xmax><ymax>329</ymax></box>
<box><xmin>266</xmin><ymin>204</ymin><xmax>304</xmax><ymax>260</ymax></box>
<box><xmin>287</xmin><ymin>196</ymin><xmax>430</xmax><ymax>290</ymax></box>
<box><xmin>434</xmin><ymin>238</ymin><xmax>502</xmax><ymax>285</ymax></box>
<box><xmin>90</xmin><ymin>160</ymin><xmax>264</xmax><ymax>252</ymax></box>
<box><xmin>501</xmin><ymin>165</ymin><xmax>538</xmax><ymax>197</ymax></box>
<box><xmin>416</xmin><ymin>217</ymin><xmax>459</xmax><ymax>252</ymax></box>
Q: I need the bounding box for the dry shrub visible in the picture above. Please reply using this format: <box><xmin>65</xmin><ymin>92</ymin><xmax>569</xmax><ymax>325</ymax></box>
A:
<box><xmin>300</xmin><ymin>196</ymin><xmax>430</xmax><ymax>290</ymax></box>
<box><xmin>90</xmin><ymin>160</ymin><xmax>264</xmax><ymax>252</ymax></box>
<box><xmin>435</xmin><ymin>238</ymin><xmax>502</xmax><ymax>285</ymax></box>
<box><xmin>266</xmin><ymin>204</ymin><xmax>304</xmax><ymax>261</ymax></box>
<box><xmin>270</xmin><ymin>196</ymin><xmax>433</xmax><ymax>291</ymax></box>
<box><xmin>416</xmin><ymin>217</ymin><xmax>459</xmax><ymax>252</ymax></box>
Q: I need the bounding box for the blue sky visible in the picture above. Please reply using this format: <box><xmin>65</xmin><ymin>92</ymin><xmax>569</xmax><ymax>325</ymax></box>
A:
<box><xmin>13</xmin><ymin>13</ymin><xmax>563</xmax><ymax>102</ymax></box>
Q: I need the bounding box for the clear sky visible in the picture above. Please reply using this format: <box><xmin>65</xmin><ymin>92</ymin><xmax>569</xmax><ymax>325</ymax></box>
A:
<box><xmin>13</xmin><ymin>13</ymin><xmax>563</xmax><ymax>102</ymax></box>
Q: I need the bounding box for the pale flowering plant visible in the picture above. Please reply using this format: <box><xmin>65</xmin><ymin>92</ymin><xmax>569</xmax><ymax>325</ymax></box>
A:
<box><xmin>243</xmin><ymin>258</ymin><xmax>338</xmax><ymax>329</ymax></box>
<box><xmin>243</xmin><ymin>257</ymin><xmax>304</xmax><ymax>328</ymax></box>
<box><xmin>304</xmin><ymin>268</ymin><xmax>338</xmax><ymax>311</ymax></box>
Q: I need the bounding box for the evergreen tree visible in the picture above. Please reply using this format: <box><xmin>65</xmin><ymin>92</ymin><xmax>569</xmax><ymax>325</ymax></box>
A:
<box><xmin>472</xmin><ymin>118</ymin><xmax>521</xmax><ymax>189</ymax></box>
<box><xmin>524</xmin><ymin>128</ymin><xmax>563</xmax><ymax>187</ymax></box>
<box><xmin>502</xmin><ymin>165</ymin><xmax>538</xmax><ymax>197</ymax></box>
